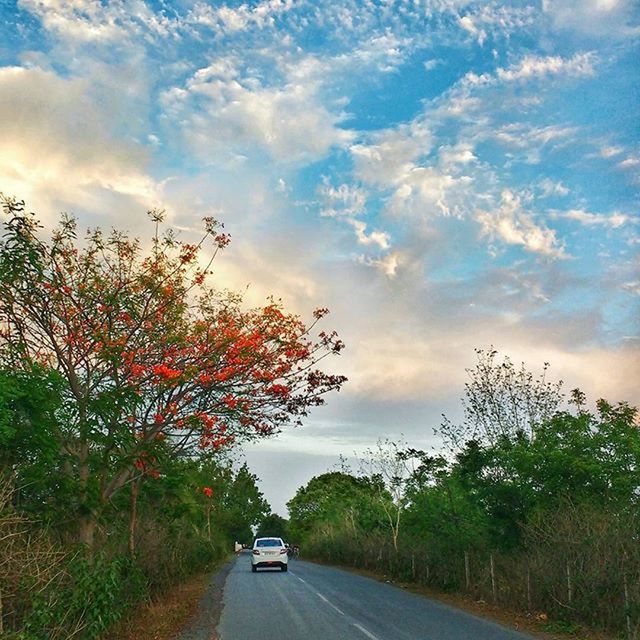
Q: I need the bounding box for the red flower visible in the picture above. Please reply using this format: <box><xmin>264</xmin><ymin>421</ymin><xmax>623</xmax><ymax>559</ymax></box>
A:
<box><xmin>214</xmin><ymin>233</ymin><xmax>231</xmax><ymax>249</ymax></box>
<box><xmin>129</xmin><ymin>363</ymin><xmax>146</xmax><ymax>378</ymax></box>
<box><xmin>267</xmin><ymin>384</ymin><xmax>290</xmax><ymax>397</ymax></box>
<box><xmin>203</xmin><ymin>487</ymin><xmax>213</xmax><ymax>498</ymax></box>
<box><xmin>152</xmin><ymin>363</ymin><xmax>182</xmax><ymax>380</ymax></box>
<box><xmin>223</xmin><ymin>394</ymin><xmax>238</xmax><ymax>410</ymax></box>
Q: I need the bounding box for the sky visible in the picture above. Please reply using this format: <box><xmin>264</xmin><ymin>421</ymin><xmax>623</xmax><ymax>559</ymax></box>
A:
<box><xmin>1</xmin><ymin>0</ymin><xmax>639</xmax><ymax>515</ymax></box>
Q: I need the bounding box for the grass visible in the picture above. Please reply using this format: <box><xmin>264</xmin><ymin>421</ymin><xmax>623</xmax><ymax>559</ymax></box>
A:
<box><xmin>103</xmin><ymin>572</ymin><xmax>211</xmax><ymax>640</ymax></box>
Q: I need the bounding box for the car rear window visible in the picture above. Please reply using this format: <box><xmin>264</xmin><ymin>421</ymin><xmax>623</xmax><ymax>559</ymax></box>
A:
<box><xmin>256</xmin><ymin>539</ymin><xmax>282</xmax><ymax>547</ymax></box>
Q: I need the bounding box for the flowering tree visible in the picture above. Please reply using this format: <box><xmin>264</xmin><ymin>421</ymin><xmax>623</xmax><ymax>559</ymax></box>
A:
<box><xmin>0</xmin><ymin>196</ymin><xmax>346</xmax><ymax>549</ymax></box>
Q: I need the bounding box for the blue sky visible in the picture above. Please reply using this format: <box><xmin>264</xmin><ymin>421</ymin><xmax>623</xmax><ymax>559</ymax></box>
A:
<box><xmin>1</xmin><ymin>0</ymin><xmax>638</xmax><ymax>512</ymax></box>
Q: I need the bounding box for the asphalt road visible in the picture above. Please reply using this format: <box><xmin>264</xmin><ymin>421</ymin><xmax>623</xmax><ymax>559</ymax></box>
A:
<box><xmin>216</xmin><ymin>556</ymin><xmax>535</xmax><ymax>640</ymax></box>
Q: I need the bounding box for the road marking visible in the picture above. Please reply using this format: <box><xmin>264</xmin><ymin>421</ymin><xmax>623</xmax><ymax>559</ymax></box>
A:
<box><xmin>315</xmin><ymin>591</ymin><xmax>345</xmax><ymax>615</ymax></box>
<box><xmin>353</xmin><ymin>623</ymin><xmax>380</xmax><ymax>640</ymax></box>
<box><xmin>289</xmin><ymin>571</ymin><xmax>381</xmax><ymax>639</ymax></box>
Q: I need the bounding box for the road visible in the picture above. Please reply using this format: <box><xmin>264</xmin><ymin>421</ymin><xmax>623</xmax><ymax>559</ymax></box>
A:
<box><xmin>216</xmin><ymin>556</ymin><xmax>534</xmax><ymax>640</ymax></box>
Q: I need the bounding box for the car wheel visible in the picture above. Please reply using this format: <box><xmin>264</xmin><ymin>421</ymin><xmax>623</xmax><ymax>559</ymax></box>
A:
<box><xmin>281</xmin><ymin>564</ymin><xmax>288</xmax><ymax>572</ymax></box>
<box><xmin>251</xmin><ymin>565</ymin><xmax>257</xmax><ymax>572</ymax></box>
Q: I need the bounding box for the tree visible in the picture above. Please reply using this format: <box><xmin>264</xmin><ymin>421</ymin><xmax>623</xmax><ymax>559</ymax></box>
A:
<box><xmin>216</xmin><ymin>463</ymin><xmax>269</xmax><ymax>543</ymax></box>
<box><xmin>0</xmin><ymin>196</ymin><xmax>346</xmax><ymax>550</ymax></box>
<box><xmin>357</xmin><ymin>439</ymin><xmax>418</xmax><ymax>552</ymax></box>
<box><xmin>287</xmin><ymin>471</ymin><xmax>386</xmax><ymax>541</ymax></box>
<box><xmin>439</xmin><ymin>347</ymin><xmax>564</xmax><ymax>449</ymax></box>
<box><xmin>445</xmin><ymin>394</ymin><xmax>640</xmax><ymax>549</ymax></box>
<box><xmin>256</xmin><ymin>513</ymin><xmax>289</xmax><ymax>541</ymax></box>
<box><xmin>402</xmin><ymin>451</ymin><xmax>490</xmax><ymax>554</ymax></box>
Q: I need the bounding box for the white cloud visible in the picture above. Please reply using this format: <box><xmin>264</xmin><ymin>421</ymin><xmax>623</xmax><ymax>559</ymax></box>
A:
<box><xmin>476</xmin><ymin>190</ymin><xmax>566</xmax><ymax>259</ymax></box>
<box><xmin>162</xmin><ymin>61</ymin><xmax>354</xmax><ymax>164</ymax></box>
<box><xmin>349</xmin><ymin>219</ymin><xmax>390</xmax><ymax>250</ymax></box>
<box><xmin>497</xmin><ymin>53</ymin><xmax>596</xmax><ymax>82</ymax></box>
<box><xmin>0</xmin><ymin>66</ymin><xmax>159</xmax><ymax>221</ymax></box>
<box><xmin>350</xmin><ymin>121</ymin><xmax>476</xmax><ymax>222</ymax></box>
<box><xmin>18</xmin><ymin>0</ymin><xmax>127</xmax><ymax>42</ymax></box>
<box><xmin>543</xmin><ymin>0</ymin><xmax>640</xmax><ymax>37</ymax></box>
<box><xmin>318</xmin><ymin>180</ymin><xmax>392</xmax><ymax>256</ymax></box>
<box><xmin>458</xmin><ymin>15</ymin><xmax>487</xmax><ymax>45</ymax></box>
<box><xmin>349</xmin><ymin>119</ymin><xmax>477</xmax><ymax>220</ymax></box>
<box><xmin>403</xmin><ymin>167</ymin><xmax>467</xmax><ymax>217</ymax></box>
<box><xmin>423</xmin><ymin>59</ymin><xmax>443</xmax><ymax>71</ymax></box>
<box><xmin>496</xmin><ymin>124</ymin><xmax>578</xmax><ymax>148</ymax></box>
<box><xmin>554</xmin><ymin>209</ymin><xmax>631</xmax><ymax>228</ymax></box>
<box><xmin>621</xmin><ymin>281</ymin><xmax>640</xmax><ymax>296</ymax></box>
<box><xmin>494</xmin><ymin>123</ymin><xmax>579</xmax><ymax>164</ymax></box>
<box><xmin>538</xmin><ymin>178</ymin><xmax>570</xmax><ymax>198</ymax></box>
<box><xmin>358</xmin><ymin>252</ymin><xmax>402</xmax><ymax>278</ymax></box>
<box><xmin>351</xmin><ymin>121</ymin><xmax>433</xmax><ymax>186</ymax></box>
<box><xmin>318</xmin><ymin>181</ymin><xmax>367</xmax><ymax>218</ymax></box>
<box><xmin>439</xmin><ymin>143</ymin><xmax>477</xmax><ymax>168</ymax></box>
<box><xmin>337</xmin><ymin>303</ymin><xmax>640</xmax><ymax>404</ymax></box>
<box><xmin>18</xmin><ymin>0</ymin><xmax>180</xmax><ymax>43</ymax></box>
<box><xmin>617</xmin><ymin>156</ymin><xmax>640</xmax><ymax>170</ymax></box>
<box><xmin>187</xmin><ymin>0</ymin><xmax>295</xmax><ymax>34</ymax></box>
<box><xmin>600</xmin><ymin>145</ymin><xmax>624</xmax><ymax>158</ymax></box>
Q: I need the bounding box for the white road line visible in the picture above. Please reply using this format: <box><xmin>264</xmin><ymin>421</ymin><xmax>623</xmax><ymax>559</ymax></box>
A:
<box><xmin>353</xmin><ymin>623</ymin><xmax>381</xmax><ymax>640</ymax></box>
<box><xmin>315</xmin><ymin>591</ymin><xmax>345</xmax><ymax>616</ymax></box>
<box><xmin>290</xmin><ymin>571</ymin><xmax>382</xmax><ymax>639</ymax></box>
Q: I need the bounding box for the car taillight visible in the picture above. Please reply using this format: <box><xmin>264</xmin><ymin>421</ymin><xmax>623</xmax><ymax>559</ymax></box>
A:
<box><xmin>253</xmin><ymin>549</ymin><xmax>260</xmax><ymax>555</ymax></box>
<box><xmin>280</xmin><ymin>548</ymin><xmax>288</xmax><ymax>554</ymax></box>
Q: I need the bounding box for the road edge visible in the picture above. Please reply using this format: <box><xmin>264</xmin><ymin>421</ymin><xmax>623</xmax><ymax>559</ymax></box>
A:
<box><xmin>173</xmin><ymin>556</ymin><xmax>235</xmax><ymax>640</ymax></box>
<box><xmin>302</xmin><ymin>557</ymin><xmax>613</xmax><ymax>640</ymax></box>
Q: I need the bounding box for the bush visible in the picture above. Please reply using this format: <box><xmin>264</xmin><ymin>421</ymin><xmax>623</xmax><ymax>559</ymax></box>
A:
<box><xmin>20</xmin><ymin>554</ymin><xmax>147</xmax><ymax>640</ymax></box>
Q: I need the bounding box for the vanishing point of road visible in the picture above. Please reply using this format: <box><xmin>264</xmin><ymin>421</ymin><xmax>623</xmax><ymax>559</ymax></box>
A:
<box><xmin>216</xmin><ymin>555</ymin><xmax>535</xmax><ymax>640</ymax></box>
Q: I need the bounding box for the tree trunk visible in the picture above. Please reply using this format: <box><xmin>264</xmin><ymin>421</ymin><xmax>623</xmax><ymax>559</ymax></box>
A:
<box><xmin>464</xmin><ymin>550</ymin><xmax>470</xmax><ymax>590</ymax></box>
<box><xmin>490</xmin><ymin>553</ymin><xmax>497</xmax><ymax>602</ymax></box>
<box><xmin>128</xmin><ymin>479</ymin><xmax>140</xmax><ymax>557</ymax></box>
<box><xmin>79</xmin><ymin>514</ymin><xmax>96</xmax><ymax>552</ymax></box>
<box><xmin>77</xmin><ymin>442</ymin><xmax>96</xmax><ymax>554</ymax></box>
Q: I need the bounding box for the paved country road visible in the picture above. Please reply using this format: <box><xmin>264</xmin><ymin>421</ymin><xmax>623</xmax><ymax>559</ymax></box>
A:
<box><xmin>216</xmin><ymin>556</ymin><xmax>535</xmax><ymax>640</ymax></box>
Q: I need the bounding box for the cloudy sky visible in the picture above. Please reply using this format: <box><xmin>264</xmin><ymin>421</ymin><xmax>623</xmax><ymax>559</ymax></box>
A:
<box><xmin>1</xmin><ymin>0</ymin><xmax>638</xmax><ymax>513</ymax></box>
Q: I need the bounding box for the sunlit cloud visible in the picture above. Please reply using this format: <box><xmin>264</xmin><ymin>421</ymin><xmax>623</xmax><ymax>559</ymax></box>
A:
<box><xmin>476</xmin><ymin>190</ymin><xmax>566</xmax><ymax>259</ymax></box>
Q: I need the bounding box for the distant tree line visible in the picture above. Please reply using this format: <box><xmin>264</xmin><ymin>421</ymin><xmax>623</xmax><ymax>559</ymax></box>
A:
<box><xmin>288</xmin><ymin>349</ymin><xmax>640</xmax><ymax>638</ymax></box>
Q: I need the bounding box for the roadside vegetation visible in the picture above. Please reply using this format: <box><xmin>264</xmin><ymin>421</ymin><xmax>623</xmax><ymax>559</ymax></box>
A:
<box><xmin>288</xmin><ymin>349</ymin><xmax>640</xmax><ymax>639</ymax></box>
<box><xmin>0</xmin><ymin>195</ymin><xmax>346</xmax><ymax>638</ymax></box>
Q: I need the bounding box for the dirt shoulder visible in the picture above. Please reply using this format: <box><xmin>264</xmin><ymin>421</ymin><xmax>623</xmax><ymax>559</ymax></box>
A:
<box><xmin>307</xmin><ymin>558</ymin><xmax>614</xmax><ymax>640</ymax></box>
<box><xmin>105</xmin><ymin>558</ymin><xmax>233</xmax><ymax>640</ymax></box>
<box><xmin>173</xmin><ymin>557</ymin><xmax>234</xmax><ymax>640</ymax></box>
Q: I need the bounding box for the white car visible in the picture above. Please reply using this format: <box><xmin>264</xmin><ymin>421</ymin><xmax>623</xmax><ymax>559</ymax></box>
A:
<box><xmin>251</xmin><ymin>537</ymin><xmax>289</xmax><ymax>572</ymax></box>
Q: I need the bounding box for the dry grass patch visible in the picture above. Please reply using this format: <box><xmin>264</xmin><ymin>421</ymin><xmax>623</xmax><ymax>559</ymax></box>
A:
<box><xmin>104</xmin><ymin>573</ymin><xmax>210</xmax><ymax>640</ymax></box>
